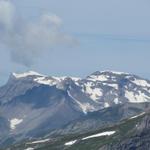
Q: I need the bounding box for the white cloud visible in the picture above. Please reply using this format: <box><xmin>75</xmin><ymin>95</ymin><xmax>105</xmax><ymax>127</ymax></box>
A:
<box><xmin>0</xmin><ymin>0</ymin><xmax>77</xmax><ymax>67</ymax></box>
<box><xmin>0</xmin><ymin>0</ymin><xmax>15</xmax><ymax>30</ymax></box>
<box><xmin>41</xmin><ymin>14</ymin><xmax>62</xmax><ymax>28</ymax></box>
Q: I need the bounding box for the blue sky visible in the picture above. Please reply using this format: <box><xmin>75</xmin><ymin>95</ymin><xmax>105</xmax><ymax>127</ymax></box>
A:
<box><xmin>1</xmin><ymin>0</ymin><xmax>150</xmax><ymax>85</ymax></box>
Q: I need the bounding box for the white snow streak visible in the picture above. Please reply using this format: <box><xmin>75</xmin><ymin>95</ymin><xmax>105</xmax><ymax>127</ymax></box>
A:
<box><xmin>31</xmin><ymin>139</ymin><xmax>49</xmax><ymax>144</ymax></box>
<box><xmin>67</xmin><ymin>90</ymin><xmax>96</xmax><ymax>114</ymax></box>
<box><xmin>82</xmin><ymin>131</ymin><xmax>116</xmax><ymax>140</ymax></box>
<box><xmin>64</xmin><ymin>140</ymin><xmax>77</xmax><ymax>146</ymax></box>
<box><xmin>130</xmin><ymin>112</ymin><xmax>145</xmax><ymax>119</ymax></box>
<box><xmin>24</xmin><ymin>148</ymin><xmax>34</xmax><ymax>150</ymax></box>
<box><xmin>12</xmin><ymin>71</ymin><xmax>43</xmax><ymax>78</ymax></box>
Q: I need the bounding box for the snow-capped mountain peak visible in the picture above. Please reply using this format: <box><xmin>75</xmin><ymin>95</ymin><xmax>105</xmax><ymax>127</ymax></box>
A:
<box><xmin>12</xmin><ymin>71</ymin><xmax>45</xmax><ymax>79</ymax></box>
<box><xmin>11</xmin><ymin>71</ymin><xmax>80</xmax><ymax>83</ymax></box>
<box><xmin>1</xmin><ymin>70</ymin><xmax>150</xmax><ymax>110</ymax></box>
<box><xmin>100</xmin><ymin>70</ymin><xmax>129</xmax><ymax>75</ymax></box>
<box><xmin>86</xmin><ymin>70</ymin><xmax>130</xmax><ymax>82</ymax></box>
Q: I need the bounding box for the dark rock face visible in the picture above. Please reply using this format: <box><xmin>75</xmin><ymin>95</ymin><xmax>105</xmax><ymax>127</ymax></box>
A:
<box><xmin>0</xmin><ymin>117</ymin><xmax>9</xmax><ymax>137</ymax></box>
<box><xmin>0</xmin><ymin>85</ymin><xmax>82</xmax><ymax>142</ymax></box>
<box><xmin>137</xmin><ymin>115</ymin><xmax>150</xmax><ymax>131</ymax></box>
<box><xmin>103</xmin><ymin>114</ymin><xmax>150</xmax><ymax>150</ymax></box>
<box><xmin>109</xmin><ymin>133</ymin><xmax>150</xmax><ymax>150</ymax></box>
<box><xmin>0</xmin><ymin>74</ymin><xmax>40</xmax><ymax>104</ymax></box>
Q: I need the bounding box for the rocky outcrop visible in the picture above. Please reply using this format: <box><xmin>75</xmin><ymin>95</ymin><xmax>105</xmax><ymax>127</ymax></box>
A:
<box><xmin>102</xmin><ymin>114</ymin><xmax>150</xmax><ymax>150</ymax></box>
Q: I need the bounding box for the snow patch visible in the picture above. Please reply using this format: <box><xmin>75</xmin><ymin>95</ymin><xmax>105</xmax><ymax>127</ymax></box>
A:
<box><xmin>53</xmin><ymin>76</ymin><xmax>80</xmax><ymax>82</ymax></box>
<box><xmin>12</xmin><ymin>71</ymin><xmax>80</xmax><ymax>85</ymax></box>
<box><xmin>88</xmin><ymin>75</ymin><xmax>108</xmax><ymax>82</ymax></box>
<box><xmin>12</xmin><ymin>71</ymin><xmax>43</xmax><ymax>78</ymax></box>
<box><xmin>10</xmin><ymin>118</ymin><xmax>23</xmax><ymax>130</ymax></box>
<box><xmin>86</xmin><ymin>87</ymin><xmax>102</xmax><ymax>100</ymax></box>
<box><xmin>24</xmin><ymin>148</ymin><xmax>34</xmax><ymax>150</ymax></box>
<box><xmin>104</xmin><ymin>103</ymin><xmax>110</xmax><ymax>108</ymax></box>
<box><xmin>103</xmin><ymin>83</ymin><xmax>118</xmax><ymax>90</ymax></box>
<box><xmin>70</xmin><ymin>77</ymin><xmax>81</xmax><ymax>81</ymax></box>
<box><xmin>31</xmin><ymin>139</ymin><xmax>49</xmax><ymax>144</ymax></box>
<box><xmin>64</xmin><ymin>140</ymin><xmax>77</xmax><ymax>146</ymax></box>
<box><xmin>125</xmin><ymin>90</ymin><xmax>150</xmax><ymax>103</ymax></box>
<box><xmin>35</xmin><ymin>76</ymin><xmax>80</xmax><ymax>86</ymax></box>
<box><xmin>34</xmin><ymin>77</ymin><xmax>58</xmax><ymax>86</ymax></box>
<box><xmin>114</xmin><ymin>98</ymin><xmax>119</xmax><ymax>104</ymax></box>
<box><xmin>132</xmin><ymin>79</ymin><xmax>150</xmax><ymax>87</ymax></box>
<box><xmin>82</xmin><ymin>131</ymin><xmax>116</xmax><ymax>140</ymax></box>
<box><xmin>84</xmin><ymin>82</ymin><xmax>103</xmax><ymax>100</ymax></box>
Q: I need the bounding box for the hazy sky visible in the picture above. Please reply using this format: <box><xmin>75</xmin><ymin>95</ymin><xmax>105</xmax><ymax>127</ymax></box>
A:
<box><xmin>1</xmin><ymin>0</ymin><xmax>150</xmax><ymax>85</ymax></box>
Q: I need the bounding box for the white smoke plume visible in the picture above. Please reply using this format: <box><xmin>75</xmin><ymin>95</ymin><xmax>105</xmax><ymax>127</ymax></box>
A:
<box><xmin>0</xmin><ymin>0</ymin><xmax>77</xmax><ymax>67</ymax></box>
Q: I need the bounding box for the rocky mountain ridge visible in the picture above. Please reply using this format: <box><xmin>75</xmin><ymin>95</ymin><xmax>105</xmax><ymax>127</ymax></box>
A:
<box><xmin>1</xmin><ymin>70</ymin><xmax>150</xmax><ymax>147</ymax></box>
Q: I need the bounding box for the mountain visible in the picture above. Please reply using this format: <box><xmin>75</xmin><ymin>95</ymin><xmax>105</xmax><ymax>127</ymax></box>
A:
<box><xmin>0</xmin><ymin>70</ymin><xmax>150</xmax><ymax>148</ymax></box>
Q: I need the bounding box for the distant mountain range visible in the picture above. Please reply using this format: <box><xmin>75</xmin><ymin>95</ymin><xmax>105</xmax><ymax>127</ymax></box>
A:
<box><xmin>1</xmin><ymin>70</ymin><xmax>150</xmax><ymax>149</ymax></box>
